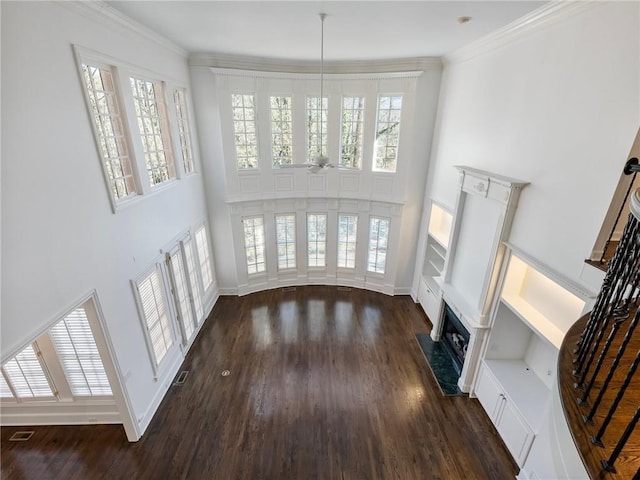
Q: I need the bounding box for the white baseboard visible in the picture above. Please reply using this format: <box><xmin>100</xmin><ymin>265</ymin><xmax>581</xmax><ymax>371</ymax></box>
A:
<box><xmin>1</xmin><ymin>400</ymin><xmax>120</xmax><ymax>426</ymax></box>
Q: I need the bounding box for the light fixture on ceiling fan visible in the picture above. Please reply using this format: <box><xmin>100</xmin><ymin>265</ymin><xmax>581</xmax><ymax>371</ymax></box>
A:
<box><xmin>282</xmin><ymin>13</ymin><xmax>334</xmax><ymax>173</ymax></box>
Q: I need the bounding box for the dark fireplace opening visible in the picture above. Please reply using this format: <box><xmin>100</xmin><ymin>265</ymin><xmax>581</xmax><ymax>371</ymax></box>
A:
<box><xmin>441</xmin><ymin>304</ymin><xmax>470</xmax><ymax>375</ymax></box>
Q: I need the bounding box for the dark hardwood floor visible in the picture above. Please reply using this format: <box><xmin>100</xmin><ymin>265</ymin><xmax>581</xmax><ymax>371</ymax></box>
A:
<box><xmin>1</xmin><ymin>287</ymin><xmax>518</xmax><ymax>479</ymax></box>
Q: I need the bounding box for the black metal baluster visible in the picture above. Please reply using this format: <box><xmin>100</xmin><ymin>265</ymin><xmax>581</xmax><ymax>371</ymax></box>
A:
<box><xmin>578</xmin><ymin>318</ymin><xmax>624</xmax><ymax>405</ymax></box>
<box><xmin>585</xmin><ymin>308</ymin><xmax>640</xmax><ymax>423</ymax></box>
<box><xmin>592</xmin><ymin>348</ymin><xmax>640</xmax><ymax>446</ymax></box>
<box><xmin>575</xmin><ymin>236</ymin><xmax>640</xmax><ymax>387</ymax></box>
<box><xmin>601</xmin><ymin>405</ymin><xmax>640</xmax><ymax>473</ymax></box>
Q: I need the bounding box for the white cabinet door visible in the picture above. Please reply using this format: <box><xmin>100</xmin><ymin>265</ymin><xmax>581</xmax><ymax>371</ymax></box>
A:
<box><xmin>474</xmin><ymin>365</ymin><xmax>502</xmax><ymax>422</ymax></box>
<box><xmin>497</xmin><ymin>400</ymin><xmax>535</xmax><ymax>467</ymax></box>
<box><xmin>418</xmin><ymin>278</ymin><xmax>441</xmax><ymax>323</ymax></box>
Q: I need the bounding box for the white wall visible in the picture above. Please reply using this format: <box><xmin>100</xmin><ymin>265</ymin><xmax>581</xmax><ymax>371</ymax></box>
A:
<box><xmin>1</xmin><ymin>2</ymin><xmax>212</xmax><ymax>437</ymax></box>
<box><xmin>426</xmin><ymin>2</ymin><xmax>639</xmax><ymax>288</ymax></box>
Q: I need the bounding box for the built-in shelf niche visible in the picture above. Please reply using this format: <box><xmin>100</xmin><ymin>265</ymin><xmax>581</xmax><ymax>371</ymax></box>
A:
<box><xmin>475</xmin><ymin>247</ymin><xmax>592</xmax><ymax>467</ymax></box>
<box><xmin>422</xmin><ymin>202</ymin><xmax>452</xmax><ymax>291</ymax></box>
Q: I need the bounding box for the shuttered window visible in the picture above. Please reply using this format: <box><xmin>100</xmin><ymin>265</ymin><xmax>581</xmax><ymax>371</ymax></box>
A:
<box><xmin>183</xmin><ymin>238</ymin><xmax>204</xmax><ymax>323</ymax></box>
<box><xmin>195</xmin><ymin>225</ymin><xmax>214</xmax><ymax>291</ymax></box>
<box><xmin>0</xmin><ymin>374</ymin><xmax>14</xmax><ymax>399</ymax></box>
<box><xmin>2</xmin><ymin>344</ymin><xmax>54</xmax><ymax>398</ymax></box>
<box><xmin>49</xmin><ymin>307</ymin><xmax>112</xmax><ymax>397</ymax></box>
<box><xmin>167</xmin><ymin>248</ymin><xmax>195</xmax><ymax>343</ymax></box>
<box><xmin>137</xmin><ymin>266</ymin><xmax>174</xmax><ymax>365</ymax></box>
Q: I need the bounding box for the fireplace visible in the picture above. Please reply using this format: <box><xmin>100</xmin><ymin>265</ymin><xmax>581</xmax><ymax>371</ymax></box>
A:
<box><xmin>441</xmin><ymin>303</ymin><xmax>470</xmax><ymax>375</ymax></box>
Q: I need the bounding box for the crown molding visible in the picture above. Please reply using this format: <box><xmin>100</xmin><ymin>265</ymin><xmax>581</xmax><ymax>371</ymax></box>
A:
<box><xmin>210</xmin><ymin>67</ymin><xmax>424</xmax><ymax>81</ymax></box>
<box><xmin>191</xmin><ymin>53</ymin><xmax>441</xmax><ymax>74</ymax></box>
<box><xmin>57</xmin><ymin>1</ymin><xmax>187</xmax><ymax>58</ymax></box>
<box><xmin>444</xmin><ymin>1</ymin><xmax>601</xmax><ymax>65</ymax></box>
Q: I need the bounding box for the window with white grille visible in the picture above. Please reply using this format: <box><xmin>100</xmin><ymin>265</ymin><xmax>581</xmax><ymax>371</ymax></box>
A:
<box><xmin>340</xmin><ymin>97</ymin><xmax>365</xmax><ymax>169</ymax></box>
<box><xmin>307</xmin><ymin>214</ymin><xmax>327</xmax><ymax>268</ymax></box>
<box><xmin>130</xmin><ymin>76</ymin><xmax>176</xmax><ymax>186</ymax></box>
<box><xmin>136</xmin><ymin>266</ymin><xmax>174</xmax><ymax>366</ymax></box>
<box><xmin>173</xmin><ymin>88</ymin><xmax>195</xmax><ymax>175</ymax></box>
<box><xmin>167</xmin><ymin>248</ymin><xmax>195</xmax><ymax>344</ymax></box>
<box><xmin>373</xmin><ymin>95</ymin><xmax>402</xmax><ymax>172</ymax></box>
<box><xmin>337</xmin><ymin>215</ymin><xmax>358</xmax><ymax>269</ymax></box>
<box><xmin>243</xmin><ymin>216</ymin><xmax>266</xmax><ymax>274</ymax></box>
<box><xmin>368</xmin><ymin>217</ymin><xmax>390</xmax><ymax>273</ymax></box>
<box><xmin>307</xmin><ymin>96</ymin><xmax>328</xmax><ymax>159</ymax></box>
<box><xmin>276</xmin><ymin>214</ymin><xmax>296</xmax><ymax>270</ymax></box>
<box><xmin>49</xmin><ymin>307</ymin><xmax>112</xmax><ymax>397</ymax></box>
<box><xmin>232</xmin><ymin>94</ymin><xmax>259</xmax><ymax>169</ymax></box>
<box><xmin>183</xmin><ymin>238</ymin><xmax>205</xmax><ymax>323</ymax></box>
<box><xmin>195</xmin><ymin>225</ymin><xmax>214</xmax><ymax>293</ymax></box>
<box><xmin>80</xmin><ymin>63</ymin><xmax>137</xmax><ymax>202</ymax></box>
<box><xmin>270</xmin><ymin>96</ymin><xmax>293</xmax><ymax>167</ymax></box>
<box><xmin>2</xmin><ymin>344</ymin><xmax>54</xmax><ymax>399</ymax></box>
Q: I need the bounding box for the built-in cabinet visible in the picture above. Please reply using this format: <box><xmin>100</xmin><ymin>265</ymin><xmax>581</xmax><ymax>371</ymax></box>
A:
<box><xmin>417</xmin><ymin>202</ymin><xmax>452</xmax><ymax>323</ymax></box>
<box><xmin>474</xmin><ymin>246</ymin><xmax>590</xmax><ymax>468</ymax></box>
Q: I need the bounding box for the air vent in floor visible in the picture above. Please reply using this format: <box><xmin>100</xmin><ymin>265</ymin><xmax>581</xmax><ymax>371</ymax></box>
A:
<box><xmin>337</xmin><ymin>286</ymin><xmax>352</xmax><ymax>292</ymax></box>
<box><xmin>9</xmin><ymin>431</ymin><xmax>34</xmax><ymax>441</ymax></box>
<box><xmin>174</xmin><ymin>370</ymin><xmax>189</xmax><ymax>385</ymax></box>
<box><xmin>282</xmin><ymin>287</ymin><xmax>296</xmax><ymax>292</ymax></box>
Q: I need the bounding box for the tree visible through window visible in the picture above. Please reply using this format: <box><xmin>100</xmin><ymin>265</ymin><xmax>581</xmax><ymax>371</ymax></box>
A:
<box><xmin>81</xmin><ymin>63</ymin><xmax>137</xmax><ymax>201</ymax></box>
<box><xmin>232</xmin><ymin>94</ymin><xmax>259</xmax><ymax>169</ymax></box>
<box><xmin>308</xmin><ymin>214</ymin><xmax>327</xmax><ymax>267</ymax></box>
<box><xmin>271</xmin><ymin>96</ymin><xmax>293</xmax><ymax>167</ymax></box>
<box><xmin>341</xmin><ymin>97</ymin><xmax>365</xmax><ymax>169</ymax></box>
<box><xmin>307</xmin><ymin>96</ymin><xmax>328</xmax><ymax>160</ymax></box>
<box><xmin>276</xmin><ymin>214</ymin><xmax>296</xmax><ymax>269</ymax></box>
<box><xmin>337</xmin><ymin>215</ymin><xmax>358</xmax><ymax>268</ymax></box>
<box><xmin>373</xmin><ymin>95</ymin><xmax>402</xmax><ymax>172</ymax></box>
<box><xmin>243</xmin><ymin>216</ymin><xmax>266</xmax><ymax>274</ymax></box>
<box><xmin>130</xmin><ymin>77</ymin><xmax>176</xmax><ymax>186</ymax></box>
<box><xmin>368</xmin><ymin>217</ymin><xmax>390</xmax><ymax>273</ymax></box>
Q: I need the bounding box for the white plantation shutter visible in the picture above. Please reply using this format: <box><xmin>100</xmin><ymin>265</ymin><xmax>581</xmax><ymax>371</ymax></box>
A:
<box><xmin>49</xmin><ymin>308</ymin><xmax>112</xmax><ymax>396</ymax></box>
<box><xmin>0</xmin><ymin>373</ymin><xmax>14</xmax><ymax>399</ymax></box>
<box><xmin>137</xmin><ymin>267</ymin><xmax>174</xmax><ymax>365</ymax></box>
<box><xmin>195</xmin><ymin>226</ymin><xmax>213</xmax><ymax>291</ymax></box>
<box><xmin>3</xmin><ymin>344</ymin><xmax>54</xmax><ymax>398</ymax></box>
<box><xmin>183</xmin><ymin>239</ymin><xmax>204</xmax><ymax>323</ymax></box>
<box><xmin>168</xmin><ymin>249</ymin><xmax>195</xmax><ymax>342</ymax></box>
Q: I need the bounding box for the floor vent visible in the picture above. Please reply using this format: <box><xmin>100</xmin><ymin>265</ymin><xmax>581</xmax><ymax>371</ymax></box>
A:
<box><xmin>9</xmin><ymin>431</ymin><xmax>34</xmax><ymax>442</ymax></box>
<box><xmin>337</xmin><ymin>286</ymin><xmax>352</xmax><ymax>292</ymax></box>
<box><xmin>221</xmin><ymin>370</ymin><xmax>230</xmax><ymax>377</ymax></box>
<box><xmin>282</xmin><ymin>287</ymin><xmax>296</xmax><ymax>292</ymax></box>
<box><xmin>174</xmin><ymin>370</ymin><xmax>189</xmax><ymax>385</ymax></box>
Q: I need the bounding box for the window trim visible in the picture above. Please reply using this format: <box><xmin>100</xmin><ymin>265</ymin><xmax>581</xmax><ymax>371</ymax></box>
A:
<box><xmin>173</xmin><ymin>88</ymin><xmax>197</xmax><ymax>176</ymax></box>
<box><xmin>1</xmin><ymin>342</ymin><xmax>58</xmax><ymax>402</ymax></box>
<box><xmin>132</xmin><ymin>263</ymin><xmax>177</xmax><ymax>377</ymax></box>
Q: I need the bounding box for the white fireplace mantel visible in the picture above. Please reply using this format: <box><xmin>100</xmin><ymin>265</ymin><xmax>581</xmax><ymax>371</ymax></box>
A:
<box><xmin>431</xmin><ymin>166</ymin><xmax>529</xmax><ymax>392</ymax></box>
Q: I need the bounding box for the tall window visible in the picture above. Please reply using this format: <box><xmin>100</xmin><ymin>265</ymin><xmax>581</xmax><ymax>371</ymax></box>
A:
<box><xmin>183</xmin><ymin>238</ymin><xmax>204</xmax><ymax>323</ymax></box>
<box><xmin>340</xmin><ymin>96</ymin><xmax>365</xmax><ymax>169</ymax></box>
<box><xmin>270</xmin><ymin>96</ymin><xmax>293</xmax><ymax>167</ymax></box>
<box><xmin>80</xmin><ymin>63</ymin><xmax>137</xmax><ymax>202</ymax></box>
<box><xmin>232</xmin><ymin>93</ymin><xmax>259</xmax><ymax>169</ymax></box>
<box><xmin>167</xmin><ymin>248</ymin><xmax>195</xmax><ymax>343</ymax></box>
<box><xmin>194</xmin><ymin>225</ymin><xmax>214</xmax><ymax>293</ymax></box>
<box><xmin>243</xmin><ymin>216</ymin><xmax>266</xmax><ymax>274</ymax></box>
<box><xmin>368</xmin><ymin>217</ymin><xmax>390</xmax><ymax>273</ymax></box>
<box><xmin>307</xmin><ymin>96</ymin><xmax>328</xmax><ymax>159</ymax></box>
<box><xmin>173</xmin><ymin>88</ymin><xmax>195</xmax><ymax>175</ymax></box>
<box><xmin>0</xmin><ymin>375</ymin><xmax>14</xmax><ymax>399</ymax></box>
<box><xmin>130</xmin><ymin>76</ymin><xmax>176</xmax><ymax>186</ymax></box>
<box><xmin>2</xmin><ymin>344</ymin><xmax>54</xmax><ymax>399</ymax></box>
<box><xmin>337</xmin><ymin>215</ymin><xmax>358</xmax><ymax>269</ymax></box>
<box><xmin>373</xmin><ymin>95</ymin><xmax>403</xmax><ymax>172</ymax></box>
<box><xmin>136</xmin><ymin>266</ymin><xmax>174</xmax><ymax>366</ymax></box>
<box><xmin>49</xmin><ymin>307</ymin><xmax>112</xmax><ymax>396</ymax></box>
<box><xmin>276</xmin><ymin>214</ymin><xmax>296</xmax><ymax>270</ymax></box>
<box><xmin>307</xmin><ymin>214</ymin><xmax>327</xmax><ymax>267</ymax></box>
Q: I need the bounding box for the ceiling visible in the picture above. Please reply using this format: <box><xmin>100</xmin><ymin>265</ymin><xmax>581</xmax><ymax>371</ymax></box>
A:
<box><xmin>107</xmin><ymin>1</ymin><xmax>546</xmax><ymax>61</ymax></box>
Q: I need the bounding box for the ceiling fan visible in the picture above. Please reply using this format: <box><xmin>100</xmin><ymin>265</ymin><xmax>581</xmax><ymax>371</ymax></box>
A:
<box><xmin>282</xmin><ymin>13</ymin><xmax>335</xmax><ymax>173</ymax></box>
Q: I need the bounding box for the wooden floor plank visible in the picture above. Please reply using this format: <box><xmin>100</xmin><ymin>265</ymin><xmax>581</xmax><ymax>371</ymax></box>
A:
<box><xmin>1</xmin><ymin>287</ymin><xmax>518</xmax><ymax>479</ymax></box>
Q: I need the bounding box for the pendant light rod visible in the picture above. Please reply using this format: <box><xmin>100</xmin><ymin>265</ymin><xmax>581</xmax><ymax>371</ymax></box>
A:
<box><xmin>319</xmin><ymin>12</ymin><xmax>326</xmax><ymax>157</ymax></box>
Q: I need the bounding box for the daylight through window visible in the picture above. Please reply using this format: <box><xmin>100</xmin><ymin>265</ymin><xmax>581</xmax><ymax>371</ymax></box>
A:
<box><xmin>373</xmin><ymin>95</ymin><xmax>402</xmax><ymax>172</ymax></box>
<box><xmin>232</xmin><ymin>94</ymin><xmax>259</xmax><ymax>169</ymax></box>
<box><xmin>270</xmin><ymin>96</ymin><xmax>293</xmax><ymax>167</ymax></box>
<box><xmin>307</xmin><ymin>96</ymin><xmax>328</xmax><ymax>160</ymax></box>
<box><xmin>337</xmin><ymin>215</ymin><xmax>358</xmax><ymax>268</ymax></box>
<box><xmin>243</xmin><ymin>216</ymin><xmax>266</xmax><ymax>274</ymax></box>
<box><xmin>130</xmin><ymin>77</ymin><xmax>176</xmax><ymax>186</ymax></box>
<box><xmin>340</xmin><ymin>97</ymin><xmax>365</xmax><ymax>169</ymax></box>
<box><xmin>368</xmin><ymin>217</ymin><xmax>390</xmax><ymax>273</ymax></box>
<box><xmin>307</xmin><ymin>214</ymin><xmax>327</xmax><ymax>267</ymax></box>
<box><xmin>276</xmin><ymin>214</ymin><xmax>296</xmax><ymax>270</ymax></box>
<box><xmin>173</xmin><ymin>89</ymin><xmax>195</xmax><ymax>175</ymax></box>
